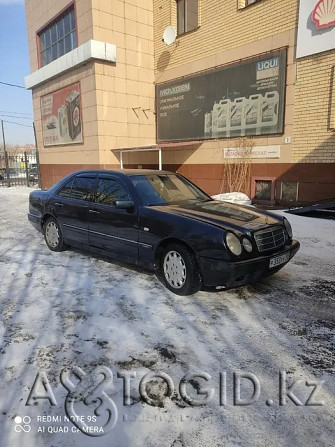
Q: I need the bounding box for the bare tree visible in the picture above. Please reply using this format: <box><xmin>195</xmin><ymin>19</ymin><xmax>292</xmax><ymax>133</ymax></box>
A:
<box><xmin>219</xmin><ymin>137</ymin><xmax>254</xmax><ymax>194</ymax></box>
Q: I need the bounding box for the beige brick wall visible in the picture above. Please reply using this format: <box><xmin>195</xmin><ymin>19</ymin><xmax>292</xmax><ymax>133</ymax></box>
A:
<box><xmin>154</xmin><ymin>0</ymin><xmax>298</xmax><ymax>73</ymax></box>
<box><xmin>32</xmin><ymin>62</ymin><xmax>101</xmax><ymax>166</ymax></box>
<box><xmin>26</xmin><ymin>0</ymin><xmax>156</xmax><ymax>167</ymax></box>
<box><xmin>293</xmin><ymin>51</ymin><xmax>335</xmax><ymax>163</ymax></box>
<box><xmin>91</xmin><ymin>0</ymin><xmax>156</xmax><ymax>164</ymax></box>
<box><xmin>154</xmin><ymin>0</ymin><xmax>335</xmax><ymax>167</ymax></box>
<box><xmin>25</xmin><ymin>0</ymin><xmax>93</xmax><ymax>73</ymax></box>
<box><xmin>153</xmin><ymin>0</ymin><xmax>297</xmax><ymax>166</ymax></box>
<box><xmin>25</xmin><ymin>0</ymin><xmax>99</xmax><ymax>166</ymax></box>
<box><xmin>25</xmin><ymin>0</ymin><xmax>335</xmax><ymax>172</ymax></box>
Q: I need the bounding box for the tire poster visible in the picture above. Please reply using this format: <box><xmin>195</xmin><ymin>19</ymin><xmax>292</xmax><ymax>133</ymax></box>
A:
<box><xmin>41</xmin><ymin>82</ymin><xmax>83</xmax><ymax>147</ymax></box>
<box><xmin>156</xmin><ymin>49</ymin><xmax>287</xmax><ymax>142</ymax></box>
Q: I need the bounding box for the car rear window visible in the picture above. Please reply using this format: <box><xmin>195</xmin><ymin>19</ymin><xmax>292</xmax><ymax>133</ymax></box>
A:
<box><xmin>57</xmin><ymin>179</ymin><xmax>73</xmax><ymax>198</ymax></box>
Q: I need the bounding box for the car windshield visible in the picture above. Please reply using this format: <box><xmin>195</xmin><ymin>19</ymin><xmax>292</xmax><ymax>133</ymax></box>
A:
<box><xmin>131</xmin><ymin>174</ymin><xmax>212</xmax><ymax>206</ymax></box>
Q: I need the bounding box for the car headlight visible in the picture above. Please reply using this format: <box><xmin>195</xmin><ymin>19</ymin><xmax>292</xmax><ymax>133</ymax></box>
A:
<box><xmin>242</xmin><ymin>237</ymin><xmax>253</xmax><ymax>253</ymax></box>
<box><xmin>283</xmin><ymin>217</ymin><xmax>293</xmax><ymax>238</ymax></box>
<box><xmin>226</xmin><ymin>232</ymin><xmax>242</xmax><ymax>256</ymax></box>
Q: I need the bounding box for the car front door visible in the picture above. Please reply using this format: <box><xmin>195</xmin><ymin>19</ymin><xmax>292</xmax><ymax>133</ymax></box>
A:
<box><xmin>88</xmin><ymin>175</ymin><xmax>139</xmax><ymax>262</ymax></box>
<box><xmin>52</xmin><ymin>174</ymin><xmax>97</xmax><ymax>246</ymax></box>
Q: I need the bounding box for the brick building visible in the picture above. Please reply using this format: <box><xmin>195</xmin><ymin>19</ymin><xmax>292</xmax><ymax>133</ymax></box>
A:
<box><xmin>25</xmin><ymin>0</ymin><xmax>335</xmax><ymax>204</ymax></box>
<box><xmin>25</xmin><ymin>0</ymin><xmax>156</xmax><ymax>186</ymax></box>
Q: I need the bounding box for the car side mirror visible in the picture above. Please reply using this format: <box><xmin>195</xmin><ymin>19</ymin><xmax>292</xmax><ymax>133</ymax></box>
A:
<box><xmin>115</xmin><ymin>200</ymin><xmax>135</xmax><ymax>210</ymax></box>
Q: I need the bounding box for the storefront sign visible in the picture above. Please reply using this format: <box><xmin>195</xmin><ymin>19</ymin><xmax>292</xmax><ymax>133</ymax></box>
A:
<box><xmin>41</xmin><ymin>83</ymin><xmax>83</xmax><ymax>147</ymax></box>
<box><xmin>224</xmin><ymin>145</ymin><xmax>281</xmax><ymax>159</ymax></box>
<box><xmin>156</xmin><ymin>50</ymin><xmax>286</xmax><ymax>142</ymax></box>
<box><xmin>297</xmin><ymin>0</ymin><xmax>335</xmax><ymax>58</ymax></box>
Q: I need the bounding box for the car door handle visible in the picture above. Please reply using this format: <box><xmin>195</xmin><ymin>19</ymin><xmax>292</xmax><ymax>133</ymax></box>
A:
<box><xmin>54</xmin><ymin>202</ymin><xmax>64</xmax><ymax>207</ymax></box>
<box><xmin>89</xmin><ymin>209</ymin><xmax>100</xmax><ymax>214</ymax></box>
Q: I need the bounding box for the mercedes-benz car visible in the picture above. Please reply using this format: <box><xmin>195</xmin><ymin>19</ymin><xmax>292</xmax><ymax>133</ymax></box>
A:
<box><xmin>28</xmin><ymin>170</ymin><xmax>300</xmax><ymax>295</ymax></box>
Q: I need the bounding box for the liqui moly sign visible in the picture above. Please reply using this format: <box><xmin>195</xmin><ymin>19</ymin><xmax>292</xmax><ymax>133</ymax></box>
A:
<box><xmin>256</xmin><ymin>58</ymin><xmax>279</xmax><ymax>80</ymax></box>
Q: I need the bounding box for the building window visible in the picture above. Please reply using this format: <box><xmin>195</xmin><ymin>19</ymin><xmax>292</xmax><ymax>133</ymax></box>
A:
<box><xmin>238</xmin><ymin>0</ymin><xmax>261</xmax><ymax>9</ymax></box>
<box><xmin>255</xmin><ymin>180</ymin><xmax>272</xmax><ymax>201</ymax></box>
<box><xmin>39</xmin><ymin>7</ymin><xmax>77</xmax><ymax>67</ymax></box>
<box><xmin>281</xmin><ymin>182</ymin><xmax>299</xmax><ymax>202</ymax></box>
<box><xmin>177</xmin><ymin>0</ymin><xmax>198</xmax><ymax>35</ymax></box>
<box><xmin>251</xmin><ymin>177</ymin><xmax>275</xmax><ymax>205</ymax></box>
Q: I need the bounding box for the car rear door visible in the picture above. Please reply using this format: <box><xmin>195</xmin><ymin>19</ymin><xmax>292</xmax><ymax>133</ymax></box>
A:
<box><xmin>53</xmin><ymin>174</ymin><xmax>97</xmax><ymax>246</ymax></box>
<box><xmin>87</xmin><ymin>174</ymin><xmax>139</xmax><ymax>262</ymax></box>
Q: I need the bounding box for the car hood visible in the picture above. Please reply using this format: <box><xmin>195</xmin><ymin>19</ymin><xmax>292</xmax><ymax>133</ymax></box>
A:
<box><xmin>151</xmin><ymin>200</ymin><xmax>281</xmax><ymax>232</ymax></box>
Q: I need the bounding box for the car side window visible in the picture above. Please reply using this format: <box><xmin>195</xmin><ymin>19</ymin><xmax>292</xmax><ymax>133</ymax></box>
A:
<box><xmin>57</xmin><ymin>179</ymin><xmax>74</xmax><ymax>198</ymax></box>
<box><xmin>69</xmin><ymin>176</ymin><xmax>96</xmax><ymax>201</ymax></box>
<box><xmin>95</xmin><ymin>178</ymin><xmax>131</xmax><ymax>205</ymax></box>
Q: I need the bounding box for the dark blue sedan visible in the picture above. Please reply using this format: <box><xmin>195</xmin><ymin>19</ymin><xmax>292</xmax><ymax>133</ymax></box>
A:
<box><xmin>28</xmin><ymin>170</ymin><xmax>300</xmax><ymax>295</ymax></box>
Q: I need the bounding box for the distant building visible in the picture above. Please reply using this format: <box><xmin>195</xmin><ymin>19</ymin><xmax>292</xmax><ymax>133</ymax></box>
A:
<box><xmin>25</xmin><ymin>0</ymin><xmax>335</xmax><ymax>204</ymax></box>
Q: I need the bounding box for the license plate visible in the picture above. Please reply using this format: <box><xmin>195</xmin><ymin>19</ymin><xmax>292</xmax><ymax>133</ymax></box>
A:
<box><xmin>269</xmin><ymin>252</ymin><xmax>290</xmax><ymax>269</ymax></box>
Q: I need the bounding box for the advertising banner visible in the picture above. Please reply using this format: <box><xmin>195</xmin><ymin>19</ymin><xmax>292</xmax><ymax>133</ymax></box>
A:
<box><xmin>156</xmin><ymin>50</ymin><xmax>287</xmax><ymax>142</ymax></box>
<box><xmin>297</xmin><ymin>0</ymin><xmax>335</xmax><ymax>58</ymax></box>
<box><xmin>41</xmin><ymin>82</ymin><xmax>83</xmax><ymax>147</ymax></box>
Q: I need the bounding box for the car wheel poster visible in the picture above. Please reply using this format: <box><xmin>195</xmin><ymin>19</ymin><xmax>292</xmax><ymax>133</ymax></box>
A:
<box><xmin>41</xmin><ymin>82</ymin><xmax>83</xmax><ymax>147</ymax></box>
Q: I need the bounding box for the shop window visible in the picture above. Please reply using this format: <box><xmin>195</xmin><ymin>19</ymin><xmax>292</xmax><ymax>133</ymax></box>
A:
<box><xmin>251</xmin><ymin>177</ymin><xmax>275</xmax><ymax>205</ymax></box>
<box><xmin>177</xmin><ymin>0</ymin><xmax>198</xmax><ymax>35</ymax></box>
<box><xmin>238</xmin><ymin>0</ymin><xmax>262</xmax><ymax>9</ymax></box>
<box><xmin>281</xmin><ymin>182</ymin><xmax>299</xmax><ymax>202</ymax></box>
<box><xmin>39</xmin><ymin>7</ymin><xmax>77</xmax><ymax>67</ymax></box>
<box><xmin>255</xmin><ymin>180</ymin><xmax>272</xmax><ymax>200</ymax></box>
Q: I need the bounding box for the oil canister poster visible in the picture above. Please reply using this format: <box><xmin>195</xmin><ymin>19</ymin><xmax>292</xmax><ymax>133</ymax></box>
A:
<box><xmin>156</xmin><ymin>49</ymin><xmax>286</xmax><ymax>142</ymax></box>
<box><xmin>41</xmin><ymin>82</ymin><xmax>83</xmax><ymax>147</ymax></box>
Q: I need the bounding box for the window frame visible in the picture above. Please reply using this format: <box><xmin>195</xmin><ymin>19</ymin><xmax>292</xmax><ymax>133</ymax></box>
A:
<box><xmin>176</xmin><ymin>0</ymin><xmax>199</xmax><ymax>36</ymax></box>
<box><xmin>251</xmin><ymin>176</ymin><xmax>276</xmax><ymax>206</ymax></box>
<box><xmin>56</xmin><ymin>178</ymin><xmax>74</xmax><ymax>198</ymax></box>
<box><xmin>238</xmin><ymin>0</ymin><xmax>262</xmax><ymax>9</ymax></box>
<box><xmin>36</xmin><ymin>2</ymin><xmax>78</xmax><ymax>68</ymax></box>
<box><xmin>56</xmin><ymin>174</ymin><xmax>97</xmax><ymax>202</ymax></box>
<box><xmin>95</xmin><ymin>176</ymin><xmax>132</xmax><ymax>207</ymax></box>
<box><xmin>70</xmin><ymin>175</ymin><xmax>97</xmax><ymax>202</ymax></box>
<box><xmin>280</xmin><ymin>181</ymin><xmax>299</xmax><ymax>202</ymax></box>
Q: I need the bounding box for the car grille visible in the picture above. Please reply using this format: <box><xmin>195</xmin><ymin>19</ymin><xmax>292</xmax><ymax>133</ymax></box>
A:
<box><xmin>254</xmin><ymin>226</ymin><xmax>287</xmax><ymax>253</ymax></box>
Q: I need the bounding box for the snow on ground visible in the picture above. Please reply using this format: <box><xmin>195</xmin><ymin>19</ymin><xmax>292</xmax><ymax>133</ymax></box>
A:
<box><xmin>0</xmin><ymin>187</ymin><xmax>334</xmax><ymax>447</ymax></box>
<box><xmin>211</xmin><ymin>192</ymin><xmax>252</xmax><ymax>206</ymax></box>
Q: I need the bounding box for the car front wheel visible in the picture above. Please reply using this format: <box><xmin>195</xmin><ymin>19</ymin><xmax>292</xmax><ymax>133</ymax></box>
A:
<box><xmin>44</xmin><ymin>217</ymin><xmax>66</xmax><ymax>252</ymax></box>
<box><xmin>161</xmin><ymin>244</ymin><xmax>201</xmax><ymax>296</ymax></box>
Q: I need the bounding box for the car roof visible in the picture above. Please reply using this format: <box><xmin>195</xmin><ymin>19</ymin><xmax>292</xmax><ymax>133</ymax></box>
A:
<box><xmin>72</xmin><ymin>169</ymin><xmax>175</xmax><ymax>176</ymax></box>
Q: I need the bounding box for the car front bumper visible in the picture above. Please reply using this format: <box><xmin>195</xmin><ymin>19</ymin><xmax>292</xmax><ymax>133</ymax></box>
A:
<box><xmin>198</xmin><ymin>240</ymin><xmax>300</xmax><ymax>288</ymax></box>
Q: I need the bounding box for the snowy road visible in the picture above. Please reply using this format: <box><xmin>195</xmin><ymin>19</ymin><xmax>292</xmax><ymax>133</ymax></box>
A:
<box><xmin>0</xmin><ymin>187</ymin><xmax>334</xmax><ymax>447</ymax></box>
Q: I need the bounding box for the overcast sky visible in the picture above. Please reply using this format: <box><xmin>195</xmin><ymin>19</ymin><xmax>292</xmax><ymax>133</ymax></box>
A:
<box><xmin>0</xmin><ymin>0</ymin><xmax>34</xmax><ymax>145</ymax></box>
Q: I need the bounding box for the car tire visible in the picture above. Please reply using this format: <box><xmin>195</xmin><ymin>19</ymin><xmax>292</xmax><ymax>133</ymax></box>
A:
<box><xmin>161</xmin><ymin>244</ymin><xmax>201</xmax><ymax>296</ymax></box>
<box><xmin>43</xmin><ymin>217</ymin><xmax>66</xmax><ymax>252</ymax></box>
